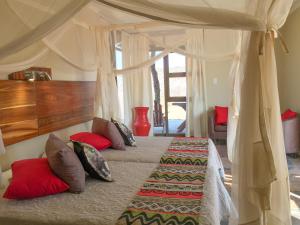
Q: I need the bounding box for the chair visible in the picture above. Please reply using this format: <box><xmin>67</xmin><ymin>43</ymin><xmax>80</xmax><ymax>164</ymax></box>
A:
<box><xmin>282</xmin><ymin>116</ymin><xmax>300</xmax><ymax>155</ymax></box>
<box><xmin>207</xmin><ymin>110</ymin><xmax>227</xmax><ymax>143</ymax></box>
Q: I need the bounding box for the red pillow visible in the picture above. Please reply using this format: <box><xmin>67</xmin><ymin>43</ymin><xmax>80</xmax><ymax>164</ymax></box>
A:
<box><xmin>3</xmin><ymin>158</ymin><xmax>69</xmax><ymax>200</ymax></box>
<box><xmin>281</xmin><ymin>109</ymin><xmax>297</xmax><ymax>121</ymax></box>
<box><xmin>70</xmin><ymin>132</ymin><xmax>112</xmax><ymax>151</ymax></box>
<box><xmin>215</xmin><ymin>106</ymin><xmax>228</xmax><ymax>125</ymax></box>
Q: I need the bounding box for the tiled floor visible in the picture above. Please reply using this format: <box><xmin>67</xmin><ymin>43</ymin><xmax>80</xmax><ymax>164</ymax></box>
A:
<box><xmin>216</xmin><ymin>144</ymin><xmax>300</xmax><ymax>225</ymax></box>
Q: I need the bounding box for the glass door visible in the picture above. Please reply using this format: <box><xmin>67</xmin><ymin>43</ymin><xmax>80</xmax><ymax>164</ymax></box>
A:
<box><xmin>164</xmin><ymin>53</ymin><xmax>186</xmax><ymax>136</ymax></box>
<box><xmin>152</xmin><ymin>52</ymin><xmax>187</xmax><ymax>136</ymax></box>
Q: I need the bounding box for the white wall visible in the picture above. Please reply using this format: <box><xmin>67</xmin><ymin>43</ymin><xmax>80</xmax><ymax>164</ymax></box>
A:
<box><xmin>204</xmin><ymin>29</ymin><xmax>237</xmax><ymax>109</ymax></box>
<box><xmin>276</xmin><ymin>8</ymin><xmax>300</xmax><ymax>112</ymax></box>
<box><xmin>206</xmin><ymin>60</ymin><xmax>232</xmax><ymax>109</ymax></box>
<box><xmin>0</xmin><ymin>51</ymin><xmax>96</xmax><ymax>171</ymax></box>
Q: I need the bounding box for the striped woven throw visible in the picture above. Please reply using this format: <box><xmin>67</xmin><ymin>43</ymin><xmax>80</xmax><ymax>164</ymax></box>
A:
<box><xmin>116</xmin><ymin>137</ymin><xmax>210</xmax><ymax>225</ymax></box>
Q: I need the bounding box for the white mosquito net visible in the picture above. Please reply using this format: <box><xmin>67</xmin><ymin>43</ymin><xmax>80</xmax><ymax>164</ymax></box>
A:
<box><xmin>0</xmin><ymin>0</ymin><xmax>296</xmax><ymax>225</ymax></box>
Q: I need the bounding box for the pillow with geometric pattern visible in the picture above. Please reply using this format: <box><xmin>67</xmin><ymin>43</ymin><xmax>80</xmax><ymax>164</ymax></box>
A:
<box><xmin>111</xmin><ymin>118</ymin><xmax>136</xmax><ymax>147</ymax></box>
<box><xmin>72</xmin><ymin>141</ymin><xmax>113</xmax><ymax>182</ymax></box>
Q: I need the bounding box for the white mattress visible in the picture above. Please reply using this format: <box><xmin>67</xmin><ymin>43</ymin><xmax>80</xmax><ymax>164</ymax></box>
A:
<box><xmin>0</xmin><ymin>137</ymin><xmax>236</xmax><ymax>225</ymax></box>
<box><xmin>0</xmin><ymin>161</ymin><xmax>157</xmax><ymax>225</ymax></box>
<box><xmin>101</xmin><ymin>136</ymin><xmax>173</xmax><ymax>163</ymax></box>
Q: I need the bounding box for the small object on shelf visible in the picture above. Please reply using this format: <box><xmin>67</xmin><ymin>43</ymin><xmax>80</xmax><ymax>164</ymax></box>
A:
<box><xmin>133</xmin><ymin>107</ymin><xmax>151</xmax><ymax>136</ymax></box>
<box><xmin>8</xmin><ymin>67</ymin><xmax>52</xmax><ymax>81</ymax></box>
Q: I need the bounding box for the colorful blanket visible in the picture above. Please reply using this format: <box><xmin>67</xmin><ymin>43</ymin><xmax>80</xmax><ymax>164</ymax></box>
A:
<box><xmin>116</xmin><ymin>137</ymin><xmax>210</xmax><ymax>225</ymax></box>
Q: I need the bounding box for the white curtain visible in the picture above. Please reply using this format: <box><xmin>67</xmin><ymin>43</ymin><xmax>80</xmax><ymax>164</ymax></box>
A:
<box><xmin>121</xmin><ymin>33</ymin><xmax>153</xmax><ymax>131</ymax></box>
<box><xmin>95</xmin><ymin>28</ymin><xmax>120</xmax><ymax>120</ymax></box>
<box><xmin>0</xmin><ymin>0</ymin><xmax>90</xmax><ymax>60</ymax></box>
<box><xmin>0</xmin><ymin>2</ymin><xmax>97</xmax><ymax>73</ymax></box>
<box><xmin>114</xmin><ymin>33</ymin><xmax>239</xmax><ymax>76</ymax></box>
<box><xmin>0</xmin><ymin>1</ymin><xmax>294</xmax><ymax>224</ymax></box>
<box><xmin>230</xmin><ymin>0</ymin><xmax>293</xmax><ymax>224</ymax></box>
<box><xmin>186</xmin><ymin>29</ymin><xmax>208</xmax><ymax>137</ymax></box>
<box><xmin>94</xmin><ymin>0</ymin><xmax>264</xmax><ymax>31</ymax></box>
<box><xmin>227</xmin><ymin>31</ymin><xmax>248</xmax><ymax>162</ymax></box>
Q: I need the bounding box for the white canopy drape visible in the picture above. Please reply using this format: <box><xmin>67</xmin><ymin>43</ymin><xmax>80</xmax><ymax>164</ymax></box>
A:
<box><xmin>186</xmin><ymin>29</ymin><xmax>208</xmax><ymax>137</ymax></box>
<box><xmin>122</xmin><ymin>33</ymin><xmax>153</xmax><ymax>131</ymax></box>
<box><xmin>94</xmin><ymin>28</ymin><xmax>120</xmax><ymax>120</ymax></box>
<box><xmin>230</xmin><ymin>1</ymin><xmax>293</xmax><ymax>224</ymax></box>
<box><xmin>0</xmin><ymin>0</ymin><xmax>90</xmax><ymax>60</ymax></box>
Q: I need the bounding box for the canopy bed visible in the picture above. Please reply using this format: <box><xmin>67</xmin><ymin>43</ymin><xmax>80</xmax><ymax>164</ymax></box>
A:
<box><xmin>0</xmin><ymin>0</ymin><xmax>295</xmax><ymax>225</ymax></box>
<box><xmin>0</xmin><ymin>136</ymin><xmax>234</xmax><ymax>225</ymax></box>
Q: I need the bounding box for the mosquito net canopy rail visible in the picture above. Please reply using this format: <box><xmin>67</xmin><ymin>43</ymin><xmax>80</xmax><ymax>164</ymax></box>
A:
<box><xmin>0</xmin><ymin>0</ymin><xmax>295</xmax><ymax>225</ymax></box>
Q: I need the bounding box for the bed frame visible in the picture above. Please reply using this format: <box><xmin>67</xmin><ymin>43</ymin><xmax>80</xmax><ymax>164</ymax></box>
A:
<box><xmin>0</xmin><ymin>80</ymin><xmax>96</xmax><ymax>146</ymax></box>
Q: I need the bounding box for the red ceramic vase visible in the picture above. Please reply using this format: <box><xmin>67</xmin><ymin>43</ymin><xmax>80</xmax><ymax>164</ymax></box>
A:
<box><xmin>133</xmin><ymin>107</ymin><xmax>151</xmax><ymax>136</ymax></box>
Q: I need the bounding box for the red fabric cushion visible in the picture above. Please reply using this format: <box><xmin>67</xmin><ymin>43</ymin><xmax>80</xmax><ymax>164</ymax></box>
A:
<box><xmin>281</xmin><ymin>109</ymin><xmax>297</xmax><ymax>121</ymax></box>
<box><xmin>3</xmin><ymin>158</ymin><xmax>69</xmax><ymax>200</ymax></box>
<box><xmin>70</xmin><ymin>132</ymin><xmax>112</xmax><ymax>151</ymax></box>
<box><xmin>215</xmin><ymin>106</ymin><xmax>228</xmax><ymax>125</ymax></box>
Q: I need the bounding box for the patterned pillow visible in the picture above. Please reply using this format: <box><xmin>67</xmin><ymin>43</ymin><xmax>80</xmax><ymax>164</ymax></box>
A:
<box><xmin>111</xmin><ymin>118</ymin><xmax>136</xmax><ymax>147</ymax></box>
<box><xmin>72</xmin><ymin>141</ymin><xmax>113</xmax><ymax>182</ymax></box>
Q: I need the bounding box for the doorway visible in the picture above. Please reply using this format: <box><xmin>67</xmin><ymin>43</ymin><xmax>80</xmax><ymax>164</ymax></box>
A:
<box><xmin>152</xmin><ymin>52</ymin><xmax>187</xmax><ymax>136</ymax></box>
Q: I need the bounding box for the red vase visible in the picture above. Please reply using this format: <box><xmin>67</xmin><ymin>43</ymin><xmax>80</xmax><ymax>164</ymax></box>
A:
<box><xmin>133</xmin><ymin>107</ymin><xmax>151</xmax><ymax>136</ymax></box>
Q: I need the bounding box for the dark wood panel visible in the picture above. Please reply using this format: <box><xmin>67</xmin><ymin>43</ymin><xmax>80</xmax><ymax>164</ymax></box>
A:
<box><xmin>38</xmin><ymin>106</ymin><xmax>94</xmax><ymax>135</ymax></box>
<box><xmin>0</xmin><ymin>80</ymin><xmax>96</xmax><ymax>146</ymax></box>
<box><xmin>0</xmin><ymin>81</ymin><xmax>36</xmax><ymax>109</ymax></box>
<box><xmin>0</xmin><ymin>80</ymin><xmax>38</xmax><ymax>145</ymax></box>
<box><xmin>0</xmin><ymin>120</ymin><xmax>38</xmax><ymax>146</ymax></box>
<box><xmin>0</xmin><ymin>105</ymin><xmax>37</xmax><ymax>125</ymax></box>
<box><xmin>36</xmin><ymin>81</ymin><xmax>95</xmax><ymax>136</ymax></box>
<box><xmin>36</xmin><ymin>81</ymin><xmax>95</xmax><ymax>117</ymax></box>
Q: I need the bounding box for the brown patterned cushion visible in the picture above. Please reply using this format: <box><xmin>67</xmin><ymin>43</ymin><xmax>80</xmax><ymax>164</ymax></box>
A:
<box><xmin>46</xmin><ymin>134</ymin><xmax>85</xmax><ymax>193</ymax></box>
<box><xmin>111</xmin><ymin>118</ymin><xmax>136</xmax><ymax>147</ymax></box>
<box><xmin>92</xmin><ymin>117</ymin><xmax>125</xmax><ymax>150</ymax></box>
<box><xmin>72</xmin><ymin>141</ymin><xmax>113</xmax><ymax>182</ymax></box>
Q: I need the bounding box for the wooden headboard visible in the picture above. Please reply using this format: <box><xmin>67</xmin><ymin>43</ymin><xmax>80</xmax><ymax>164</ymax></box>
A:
<box><xmin>0</xmin><ymin>80</ymin><xmax>96</xmax><ymax>146</ymax></box>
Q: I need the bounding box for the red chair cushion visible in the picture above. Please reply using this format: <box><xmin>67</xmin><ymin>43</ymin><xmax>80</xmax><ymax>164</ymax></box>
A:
<box><xmin>215</xmin><ymin>106</ymin><xmax>228</xmax><ymax>125</ymax></box>
<box><xmin>281</xmin><ymin>109</ymin><xmax>297</xmax><ymax>121</ymax></box>
<box><xmin>3</xmin><ymin>158</ymin><xmax>69</xmax><ymax>200</ymax></box>
<box><xmin>70</xmin><ymin>132</ymin><xmax>112</xmax><ymax>151</ymax></box>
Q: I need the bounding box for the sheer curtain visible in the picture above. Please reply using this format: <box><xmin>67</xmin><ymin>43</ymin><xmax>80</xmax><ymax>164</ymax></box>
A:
<box><xmin>122</xmin><ymin>33</ymin><xmax>153</xmax><ymax>131</ymax></box>
<box><xmin>0</xmin><ymin>0</ymin><xmax>97</xmax><ymax>73</ymax></box>
<box><xmin>186</xmin><ymin>29</ymin><xmax>208</xmax><ymax>137</ymax></box>
<box><xmin>94</xmin><ymin>28</ymin><xmax>120</xmax><ymax>120</ymax></box>
<box><xmin>0</xmin><ymin>0</ymin><xmax>90</xmax><ymax>60</ymax></box>
<box><xmin>230</xmin><ymin>0</ymin><xmax>293</xmax><ymax>224</ymax></box>
<box><xmin>0</xmin><ymin>1</ymin><xmax>295</xmax><ymax>224</ymax></box>
<box><xmin>227</xmin><ymin>31</ymin><xmax>247</xmax><ymax>162</ymax></box>
<box><xmin>94</xmin><ymin>0</ymin><xmax>264</xmax><ymax>30</ymax></box>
